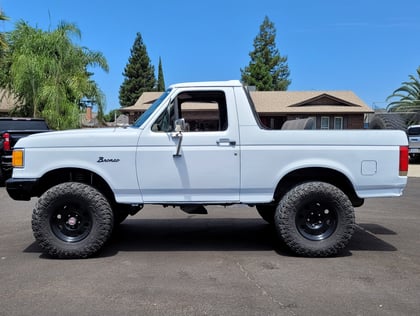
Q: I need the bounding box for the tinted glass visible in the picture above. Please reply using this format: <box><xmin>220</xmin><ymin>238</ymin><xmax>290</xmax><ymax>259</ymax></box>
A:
<box><xmin>408</xmin><ymin>127</ymin><xmax>420</xmax><ymax>136</ymax></box>
<box><xmin>0</xmin><ymin>120</ymin><xmax>49</xmax><ymax>131</ymax></box>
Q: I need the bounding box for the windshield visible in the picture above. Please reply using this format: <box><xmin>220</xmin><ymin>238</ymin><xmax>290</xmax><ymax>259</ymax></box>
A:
<box><xmin>132</xmin><ymin>89</ymin><xmax>171</xmax><ymax>128</ymax></box>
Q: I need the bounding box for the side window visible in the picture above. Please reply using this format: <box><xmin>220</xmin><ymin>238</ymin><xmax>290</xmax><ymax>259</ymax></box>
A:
<box><xmin>152</xmin><ymin>101</ymin><xmax>175</xmax><ymax>132</ymax></box>
<box><xmin>152</xmin><ymin>91</ymin><xmax>228</xmax><ymax>132</ymax></box>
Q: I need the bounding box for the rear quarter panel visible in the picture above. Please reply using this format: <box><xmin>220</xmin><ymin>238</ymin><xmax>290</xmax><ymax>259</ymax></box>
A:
<box><xmin>239</xmin><ymin>126</ymin><xmax>408</xmax><ymax>203</ymax></box>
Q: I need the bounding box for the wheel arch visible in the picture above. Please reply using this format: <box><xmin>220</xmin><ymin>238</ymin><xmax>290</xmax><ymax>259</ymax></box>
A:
<box><xmin>273</xmin><ymin>167</ymin><xmax>364</xmax><ymax>207</ymax></box>
<box><xmin>35</xmin><ymin>168</ymin><xmax>116</xmax><ymax>205</ymax></box>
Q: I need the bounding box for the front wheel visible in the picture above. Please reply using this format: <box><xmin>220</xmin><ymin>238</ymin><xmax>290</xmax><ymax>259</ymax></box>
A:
<box><xmin>32</xmin><ymin>182</ymin><xmax>114</xmax><ymax>258</ymax></box>
<box><xmin>275</xmin><ymin>182</ymin><xmax>355</xmax><ymax>257</ymax></box>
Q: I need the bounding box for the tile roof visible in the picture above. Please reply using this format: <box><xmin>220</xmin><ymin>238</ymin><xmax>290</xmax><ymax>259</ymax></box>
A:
<box><xmin>128</xmin><ymin>92</ymin><xmax>163</xmax><ymax>111</ymax></box>
<box><xmin>251</xmin><ymin>91</ymin><xmax>373</xmax><ymax>114</ymax></box>
<box><xmin>123</xmin><ymin>90</ymin><xmax>373</xmax><ymax>114</ymax></box>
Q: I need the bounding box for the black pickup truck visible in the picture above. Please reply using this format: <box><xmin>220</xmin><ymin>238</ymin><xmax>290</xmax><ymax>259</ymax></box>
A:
<box><xmin>0</xmin><ymin>118</ymin><xmax>50</xmax><ymax>184</ymax></box>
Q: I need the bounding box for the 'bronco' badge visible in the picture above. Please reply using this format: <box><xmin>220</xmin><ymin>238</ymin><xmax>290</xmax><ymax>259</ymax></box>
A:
<box><xmin>97</xmin><ymin>157</ymin><xmax>120</xmax><ymax>163</ymax></box>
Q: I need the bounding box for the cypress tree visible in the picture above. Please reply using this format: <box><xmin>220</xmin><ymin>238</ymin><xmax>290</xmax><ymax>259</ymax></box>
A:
<box><xmin>119</xmin><ymin>33</ymin><xmax>155</xmax><ymax>107</ymax></box>
<box><xmin>157</xmin><ymin>57</ymin><xmax>165</xmax><ymax>91</ymax></box>
<box><xmin>241</xmin><ymin>16</ymin><xmax>291</xmax><ymax>91</ymax></box>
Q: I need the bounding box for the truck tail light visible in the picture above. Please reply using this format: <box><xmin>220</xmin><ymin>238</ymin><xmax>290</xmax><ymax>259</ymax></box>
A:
<box><xmin>3</xmin><ymin>132</ymin><xmax>10</xmax><ymax>151</ymax></box>
<box><xmin>399</xmin><ymin>146</ymin><xmax>409</xmax><ymax>176</ymax></box>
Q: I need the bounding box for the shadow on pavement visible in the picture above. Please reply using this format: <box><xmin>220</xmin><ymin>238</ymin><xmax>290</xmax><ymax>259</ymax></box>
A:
<box><xmin>23</xmin><ymin>218</ymin><xmax>397</xmax><ymax>258</ymax></box>
<box><xmin>348</xmin><ymin>223</ymin><xmax>397</xmax><ymax>251</ymax></box>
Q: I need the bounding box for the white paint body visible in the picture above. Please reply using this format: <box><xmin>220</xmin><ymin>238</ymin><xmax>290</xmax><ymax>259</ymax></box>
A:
<box><xmin>12</xmin><ymin>80</ymin><xmax>408</xmax><ymax>204</ymax></box>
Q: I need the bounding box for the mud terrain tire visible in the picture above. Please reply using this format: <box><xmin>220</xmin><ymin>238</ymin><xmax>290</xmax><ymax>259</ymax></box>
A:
<box><xmin>275</xmin><ymin>182</ymin><xmax>355</xmax><ymax>257</ymax></box>
<box><xmin>32</xmin><ymin>182</ymin><xmax>114</xmax><ymax>258</ymax></box>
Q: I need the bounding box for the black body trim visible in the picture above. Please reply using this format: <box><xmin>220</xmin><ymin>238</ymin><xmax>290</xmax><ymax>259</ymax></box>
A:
<box><xmin>6</xmin><ymin>178</ymin><xmax>39</xmax><ymax>201</ymax></box>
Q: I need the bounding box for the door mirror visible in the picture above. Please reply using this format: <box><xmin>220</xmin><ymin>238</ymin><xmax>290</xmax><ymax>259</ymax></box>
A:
<box><xmin>174</xmin><ymin>118</ymin><xmax>186</xmax><ymax>132</ymax></box>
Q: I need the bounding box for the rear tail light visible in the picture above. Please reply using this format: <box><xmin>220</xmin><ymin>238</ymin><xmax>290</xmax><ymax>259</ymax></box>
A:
<box><xmin>399</xmin><ymin>146</ymin><xmax>409</xmax><ymax>176</ymax></box>
<box><xmin>2</xmin><ymin>132</ymin><xmax>10</xmax><ymax>151</ymax></box>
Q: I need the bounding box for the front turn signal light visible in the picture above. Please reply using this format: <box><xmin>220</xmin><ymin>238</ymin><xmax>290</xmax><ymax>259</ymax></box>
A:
<box><xmin>12</xmin><ymin>149</ymin><xmax>24</xmax><ymax>168</ymax></box>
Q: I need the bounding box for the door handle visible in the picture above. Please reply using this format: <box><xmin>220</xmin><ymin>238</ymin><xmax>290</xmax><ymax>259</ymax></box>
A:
<box><xmin>217</xmin><ymin>138</ymin><xmax>236</xmax><ymax>146</ymax></box>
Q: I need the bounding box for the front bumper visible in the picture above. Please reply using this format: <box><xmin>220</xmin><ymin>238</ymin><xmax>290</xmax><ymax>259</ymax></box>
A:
<box><xmin>6</xmin><ymin>178</ymin><xmax>39</xmax><ymax>201</ymax></box>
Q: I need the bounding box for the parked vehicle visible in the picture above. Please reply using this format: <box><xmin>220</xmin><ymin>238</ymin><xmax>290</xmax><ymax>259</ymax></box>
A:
<box><xmin>407</xmin><ymin>125</ymin><xmax>420</xmax><ymax>162</ymax></box>
<box><xmin>0</xmin><ymin>118</ymin><xmax>50</xmax><ymax>184</ymax></box>
<box><xmin>6</xmin><ymin>80</ymin><xmax>409</xmax><ymax>258</ymax></box>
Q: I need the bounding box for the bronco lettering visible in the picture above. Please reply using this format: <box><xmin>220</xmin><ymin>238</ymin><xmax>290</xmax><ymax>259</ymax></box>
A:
<box><xmin>97</xmin><ymin>157</ymin><xmax>120</xmax><ymax>163</ymax></box>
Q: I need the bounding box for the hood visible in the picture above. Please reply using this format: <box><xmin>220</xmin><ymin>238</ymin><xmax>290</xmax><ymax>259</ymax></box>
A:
<box><xmin>15</xmin><ymin>127</ymin><xmax>141</xmax><ymax>148</ymax></box>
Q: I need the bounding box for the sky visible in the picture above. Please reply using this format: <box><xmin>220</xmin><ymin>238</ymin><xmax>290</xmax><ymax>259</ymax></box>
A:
<box><xmin>1</xmin><ymin>0</ymin><xmax>419</xmax><ymax>112</ymax></box>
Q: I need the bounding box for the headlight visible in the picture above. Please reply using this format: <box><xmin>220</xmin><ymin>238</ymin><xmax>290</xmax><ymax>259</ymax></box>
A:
<box><xmin>12</xmin><ymin>149</ymin><xmax>24</xmax><ymax>168</ymax></box>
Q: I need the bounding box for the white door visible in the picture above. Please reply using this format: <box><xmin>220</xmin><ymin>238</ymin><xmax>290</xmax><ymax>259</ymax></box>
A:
<box><xmin>136</xmin><ymin>88</ymin><xmax>240</xmax><ymax>203</ymax></box>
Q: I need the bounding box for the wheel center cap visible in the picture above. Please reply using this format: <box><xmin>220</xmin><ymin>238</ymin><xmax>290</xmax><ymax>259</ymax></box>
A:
<box><xmin>68</xmin><ymin>217</ymin><xmax>77</xmax><ymax>226</ymax></box>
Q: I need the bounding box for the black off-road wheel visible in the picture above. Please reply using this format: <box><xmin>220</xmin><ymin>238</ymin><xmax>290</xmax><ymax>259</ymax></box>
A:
<box><xmin>32</xmin><ymin>182</ymin><xmax>114</xmax><ymax>259</ymax></box>
<box><xmin>275</xmin><ymin>182</ymin><xmax>355</xmax><ymax>257</ymax></box>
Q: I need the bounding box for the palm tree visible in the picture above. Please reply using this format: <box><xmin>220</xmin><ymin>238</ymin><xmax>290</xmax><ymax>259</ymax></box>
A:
<box><xmin>0</xmin><ymin>10</ymin><xmax>9</xmax><ymax>49</ymax></box>
<box><xmin>387</xmin><ymin>67</ymin><xmax>420</xmax><ymax>112</ymax></box>
<box><xmin>2</xmin><ymin>21</ymin><xmax>109</xmax><ymax>129</ymax></box>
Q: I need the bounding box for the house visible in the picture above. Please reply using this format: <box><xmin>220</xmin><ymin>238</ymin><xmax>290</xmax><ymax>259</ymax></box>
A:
<box><xmin>122</xmin><ymin>90</ymin><xmax>373</xmax><ymax>129</ymax></box>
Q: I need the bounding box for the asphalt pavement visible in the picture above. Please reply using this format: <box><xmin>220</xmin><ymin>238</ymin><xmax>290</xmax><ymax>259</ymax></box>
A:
<box><xmin>0</xmin><ymin>172</ymin><xmax>419</xmax><ymax>315</ymax></box>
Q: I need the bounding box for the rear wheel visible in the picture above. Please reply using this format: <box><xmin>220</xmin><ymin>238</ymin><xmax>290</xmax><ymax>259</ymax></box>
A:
<box><xmin>275</xmin><ymin>182</ymin><xmax>355</xmax><ymax>257</ymax></box>
<box><xmin>32</xmin><ymin>182</ymin><xmax>114</xmax><ymax>258</ymax></box>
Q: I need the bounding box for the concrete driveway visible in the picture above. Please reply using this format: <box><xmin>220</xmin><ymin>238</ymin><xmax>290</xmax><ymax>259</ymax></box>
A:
<box><xmin>1</xmin><ymin>176</ymin><xmax>419</xmax><ymax>315</ymax></box>
<box><xmin>408</xmin><ymin>162</ymin><xmax>420</xmax><ymax>177</ymax></box>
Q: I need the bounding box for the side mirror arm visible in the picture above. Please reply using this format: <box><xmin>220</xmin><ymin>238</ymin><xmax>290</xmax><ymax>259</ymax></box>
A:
<box><xmin>172</xmin><ymin>118</ymin><xmax>186</xmax><ymax>157</ymax></box>
<box><xmin>172</xmin><ymin>131</ymin><xmax>183</xmax><ymax>157</ymax></box>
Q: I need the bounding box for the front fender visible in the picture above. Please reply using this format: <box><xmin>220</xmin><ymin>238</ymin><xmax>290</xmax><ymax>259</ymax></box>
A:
<box><xmin>12</xmin><ymin>146</ymin><xmax>143</xmax><ymax>204</ymax></box>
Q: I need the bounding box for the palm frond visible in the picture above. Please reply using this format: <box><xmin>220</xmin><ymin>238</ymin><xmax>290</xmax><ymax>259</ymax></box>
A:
<box><xmin>386</xmin><ymin>67</ymin><xmax>420</xmax><ymax>112</ymax></box>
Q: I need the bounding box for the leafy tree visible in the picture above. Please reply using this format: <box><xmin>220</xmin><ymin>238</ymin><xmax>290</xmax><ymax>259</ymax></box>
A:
<box><xmin>119</xmin><ymin>33</ymin><xmax>155</xmax><ymax>107</ymax></box>
<box><xmin>104</xmin><ymin>109</ymin><xmax>119</xmax><ymax>122</ymax></box>
<box><xmin>241</xmin><ymin>16</ymin><xmax>291</xmax><ymax>91</ymax></box>
<box><xmin>157</xmin><ymin>57</ymin><xmax>165</xmax><ymax>91</ymax></box>
<box><xmin>387</xmin><ymin>67</ymin><xmax>420</xmax><ymax>112</ymax></box>
<box><xmin>1</xmin><ymin>21</ymin><xmax>108</xmax><ymax>129</ymax></box>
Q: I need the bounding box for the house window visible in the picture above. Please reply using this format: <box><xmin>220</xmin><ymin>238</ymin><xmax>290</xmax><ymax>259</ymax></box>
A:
<box><xmin>334</xmin><ymin>117</ymin><xmax>343</xmax><ymax>129</ymax></box>
<box><xmin>321</xmin><ymin>117</ymin><xmax>330</xmax><ymax>130</ymax></box>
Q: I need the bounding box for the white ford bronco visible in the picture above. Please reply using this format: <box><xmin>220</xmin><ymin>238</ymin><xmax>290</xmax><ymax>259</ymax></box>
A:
<box><xmin>6</xmin><ymin>80</ymin><xmax>409</xmax><ymax>258</ymax></box>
